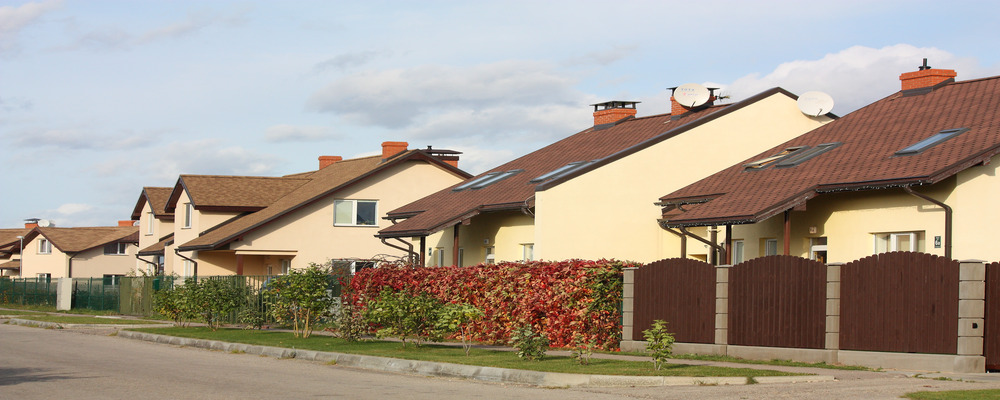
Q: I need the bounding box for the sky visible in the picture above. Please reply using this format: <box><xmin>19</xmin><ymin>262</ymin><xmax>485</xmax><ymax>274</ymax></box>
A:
<box><xmin>3</xmin><ymin>0</ymin><xmax>1000</xmax><ymax>228</ymax></box>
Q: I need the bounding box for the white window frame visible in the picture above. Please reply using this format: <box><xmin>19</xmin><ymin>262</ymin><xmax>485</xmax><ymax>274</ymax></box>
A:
<box><xmin>810</xmin><ymin>237</ymin><xmax>828</xmax><ymax>262</ymax></box>
<box><xmin>146</xmin><ymin>211</ymin><xmax>155</xmax><ymax>235</ymax></box>
<box><xmin>333</xmin><ymin>199</ymin><xmax>379</xmax><ymax>227</ymax></box>
<box><xmin>484</xmin><ymin>246</ymin><xmax>495</xmax><ymax>265</ymax></box>
<box><xmin>36</xmin><ymin>273</ymin><xmax>51</xmax><ymax>281</ymax></box>
<box><xmin>457</xmin><ymin>248</ymin><xmax>464</xmax><ymax>267</ymax></box>
<box><xmin>434</xmin><ymin>247</ymin><xmax>444</xmax><ymax>266</ymax></box>
<box><xmin>731</xmin><ymin>240</ymin><xmax>744</xmax><ymax>264</ymax></box>
<box><xmin>104</xmin><ymin>242</ymin><xmax>128</xmax><ymax>255</ymax></box>
<box><xmin>280</xmin><ymin>259</ymin><xmax>291</xmax><ymax>275</ymax></box>
<box><xmin>183</xmin><ymin>203</ymin><xmax>193</xmax><ymax>229</ymax></box>
<box><xmin>38</xmin><ymin>238</ymin><xmax>51</xmax><ymax>254</ymax></box>
<box><xmin>874</xmin><ymin>232</ymin><xmax>921</xmax><ymax>253</ymax></box>
<box><xmin>183</xmin><ymin>260</ymin><xmax>193</xmax><ymax>278</ymax></box>
<box><xmin>522</xmin><ymin>244</ymin><xmax>534</xmax><ymax>261</ymax></box>
<box><xmin>764</xmin><ymin>239</ymin><xmax>778</xmax><ymax>256</ymax></box>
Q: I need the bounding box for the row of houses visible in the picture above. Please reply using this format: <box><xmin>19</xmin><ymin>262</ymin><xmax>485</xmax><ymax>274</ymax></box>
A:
<box><xmin>3</xmin><ymin>62</ymin><xmax>997</xmax><ymax>280</ymax></box>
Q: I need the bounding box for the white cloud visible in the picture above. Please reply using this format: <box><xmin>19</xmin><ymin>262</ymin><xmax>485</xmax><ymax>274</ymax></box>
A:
<box><xmin>563</xmin><ymin>45</ymin><xmax>638</xmax><ymax>67</ymax></box>
<box><xmin>717</xmin><ymin>44</ymin><xmax>991</xmax><ymax>115</ymax></box>
<box><xmin>313</xmin><ymin>50</ymin><xmax>380</xmax><ymax>73</ymax></box>
<box><xmin>150</xmin><ymin>139</ymin><xmax>281</xmax><ymax>181</ymax></box>
<box><xmin>56</xmin><ymin>6</ymin><xmax>247</xmax><ymax>51</ymax></box>
<box><xmin>0</xmin><ymin>0</ymin><xmax>61</xmax><ymax>54</ymax></box>
<box><xmin>9</xmin><ymin>127</ymin><xmax>157</xmax><ymax>150</ymax></box>
<box><xmin>55</xmin><ymin>203</ymin><xmax>92</xmax><ymax>215</ymax></box>
<box><xmin>264</xmin><ymin>124</ymin><xmax>339</xmax><ymax>143</ymax></box>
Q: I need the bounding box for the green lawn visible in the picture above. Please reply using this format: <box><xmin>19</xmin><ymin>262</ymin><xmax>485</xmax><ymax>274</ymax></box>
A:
<box><xmin>665</xmin><ymin>352</ymin><xmax>875</xmax><ymax>371</ymax></box>
<box><xmin>16</xmin><ymin>315</ymin><xmax>166</xmax><ymax>325</ymax></box>
<box><xmin>904</xmin><ymin>389</ymin><xmax>1000</xmax><ymax>399</ymax></box>
<box><xmin>129</xmin><ymin>327</ymin><xmax>805</xmax><ymax>377</ymax></box>
<box><xmin>0</xmin><ymin>304</ymin><xmax>118</xmax><ymax>316</ymax></box>
<box><xmin>0</xmin><ymin>309</ymin><xmax>44</xmax><ymax>316</ymax></box>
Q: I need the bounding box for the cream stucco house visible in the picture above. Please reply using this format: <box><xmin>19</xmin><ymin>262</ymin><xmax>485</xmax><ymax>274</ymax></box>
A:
<box><xmin>131</xmin><ymin>186</ymin><xmax>174</xmax><ymax>274</ymax></box>
<box><xmin>138</xmin><ymin>142</ymin><xmax>470</xmax><ymax>277</ymax></box>
<box><xmin>378</xmin><ymin>86</ymin><xmax>834</xmax><ymax>266</ymax></box>
<box><xmin>0</xmin><ymin>227</ymin><xmax>31</xmax><ymax>276</ymax></box>
<box><xmin>17</xmin><ymin>222</ymin><xmax>139</xmax><ymax>279</ymax></box>
<box><xmin>657</xmin><ymin>64</ymin><xmax>1000</xmax><ymax>263</ymax></box>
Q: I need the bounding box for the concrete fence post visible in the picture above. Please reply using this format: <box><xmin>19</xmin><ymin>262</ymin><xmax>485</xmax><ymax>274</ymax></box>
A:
<box><xmin>825</xmin><ymin>263</ymin><xmax>843</xmax><ymax>351</ymax></box>
<box><xmin>56</xmin><ymin>278</ymin><xmax>72</xmax><ymax>311</ymax></box>
<box><xmin>956</xmin><ymin>260</ymin><xmax>986</xmax><ymax>372</ymax></box>
<box><xmin>621</xmin><ymin>267</ymin><xmax>637</xmax><ymax>343</ymax></box>
<box><xmin>715</xmin><ymin>265</ymin><xmax>731</xmax><ymax>346</ymax></box>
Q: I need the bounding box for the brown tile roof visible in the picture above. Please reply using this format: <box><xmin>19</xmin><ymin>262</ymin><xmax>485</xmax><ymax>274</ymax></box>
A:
<box><xmin>176</xmin><ymin>150</ymin><xmax>470</xmax><ymax>251</ymax></box>
<box><xmin>138</xmin><ymin>233</ymin><xmax>173</xmax><ymax>256</ymax></box>
<box><xmin>0</xmin><ymin>228</ymin><xmax>31</xmax><ymax>251</ymax></box>
<box><xmin>166</xmin><ymin>175</ymin><xmax>312</xmax><ymax>213</ymax></box>
<box><xmin>131</xmin><ymin>187</ymin><xmax>174</xmax><ymax>220</ymax></box>
<box><xmin>377</xmin><ymin>88</ymin><xmax>800</xmax><ymax>238</ymax></box>
<box><xmin>0</xmin><ymin>259</ymin><xmax>19</xmax><ymax>270</ymax></box>
<box><xmin>659</xmin><ymin>74</ymin><xmax>1000</xmax><ymax>227</ymax></box>
<box><xmin>22</xmin><ymin>226</ymin><xmax>140</xmax><ymax>254</ymax></box>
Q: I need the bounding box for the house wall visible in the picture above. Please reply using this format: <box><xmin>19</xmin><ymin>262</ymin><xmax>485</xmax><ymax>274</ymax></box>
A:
<box><xmin>535</xmin><ymin>92</ymin><xmax>833</xmax><ymax>263</ymax></box>
<box><xmin>135</xmin><ymin>200</ymin><xmax>173</xmax><ymax>273</ymax></box>
<box><xmin>727</xmin><ymin>152</ymin><xmax>1000</xmax><ymax>263</ymax></box>
<box><xmin>423</xmin><ymin>210</ymin><xmax>535</xmax><ymax>266</ymax></box>
<box><xmin>168</xmin><ymin>189</ymin><xmax>242</xmax><ymax>277</ymax></box>
<box><xmin>70</xmin><ymin>244</ymin><xmax>137</xmax><ymax>278</ymax></box>
<box><xmin>19</xmin><ymin>237</ymin><xmax>69</xmax><ymax>278</ymax></box>
<box><xmin>219</xmin><ymin>161</ymin><xmax>465</xmax><ymax>272</ymax></box>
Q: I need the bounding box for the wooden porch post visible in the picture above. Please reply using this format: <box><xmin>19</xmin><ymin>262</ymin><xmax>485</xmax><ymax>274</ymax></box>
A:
<box><xmin>783</xmin><ymin>210</ymin><xmax>791</xmax><ymax>255</ymax></box>
<box><xmin>236</xmin><ymin>254</ymin><xmax>244</xmax><ymax>275</ymax></box>
<box><xmin>452</xmin><ymin>223</ymin><xmax>460</xmax><ymax>267</ymax></box>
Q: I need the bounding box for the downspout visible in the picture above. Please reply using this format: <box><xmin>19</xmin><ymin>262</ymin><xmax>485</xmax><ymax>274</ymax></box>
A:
<box><xmin>452</xmin><ymin>224</ymin><xmax>460</xmax><ymax>267</ymax></box>
<box><xmin>419</xmin><ymin>237</ymin><xmax>426</xmax><ymax>267</ymax></box>
<box><xmin>679</xmin><ymin>226</ymin><xmax>727</xmax><ymax>266</ymax></box>
<box><xmin>67</xmin><ymin>252</ymin><xmax>78</xmax><ymax>278</ymax></box>
<box><xmin>380</xmin><ymin>237</ymin><xmax>418</xmax><ymax>264</ymax></box>
<box><xmin>174</xmin><ymin>249</ymin><xmax>198</xmax><ymax>277</ymax></box>
<box><xmin>725</xmin><ymin>225</ymin><xmax>732</xmax><ymax>264</ymax></box>
<box><xmin>904</xmin><ymin>186</ymin><xmax>952</xmax><ymax>259</ymax></box>
<box><xmin>784</xmin><ymin>210</ymin><xmax>792</xmax><ymax>255</ymax></box>
<box><xmin>657</xmin><ymin>220</ymin><xmax>686</xmax><ymax>258</ymax></box>
<box><xmin>709</xmin><ymin>226</ymin><xmax>718</xmax><ymax>265</ymax></box>
<box><xmin>135</xmin><ymin>254</ymin><xmax>158</xmax><ymax>273</ymax></box>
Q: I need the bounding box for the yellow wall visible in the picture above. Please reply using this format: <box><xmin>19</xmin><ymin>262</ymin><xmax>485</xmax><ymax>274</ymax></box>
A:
<box><xmin>69</xmin><ymin>244</ymin><xmax>137</xmax><ymax>278</ymax></box>
<box><xmin>135</xmin><ymin>199</ymin><xmax>173</xmax><ymax>273</ymax></box>
<box><xmin>422</xmin><ymin>210</ymin><xmax>535</xmax><ymax>266</ymax></box>
<box><xmin>168</xmin><ymin>189</ymin><xmax>242</xmax><ymax>277</ymax></box>
<box><xmin>19</xmin><ymin>236</ymin><xmax>69</xmax><ymax>278</ymax></box>
<box><xmin>203</xmin><ymin>161</ymin><xmax>467</xmax><ymax>272</ymax></box>
<box><xmin>535</xmin><ymin>93</ymin><xmax>833</xmax><ymax>263</ymax></box>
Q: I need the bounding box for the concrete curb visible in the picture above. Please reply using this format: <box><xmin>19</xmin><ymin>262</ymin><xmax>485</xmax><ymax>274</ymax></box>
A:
<box><xmin>115</xmin><ymin>330</ymin><xmax>835</xmax><ymax>387</ymax></box>
<box><xmin>7</xmin><ymin>318</ymin><xmax>173</xmax><ymax>330</ymax></box>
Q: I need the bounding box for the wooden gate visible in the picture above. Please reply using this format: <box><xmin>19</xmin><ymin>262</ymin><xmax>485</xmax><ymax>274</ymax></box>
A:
<box><xmin>633</xmin><ymin>258</ymin><xmax>716</xmax><ymax>343</ymax></box>
<box><xmin>728</xmin><ymin>255</ymin><xmax>827</xmax><ymax>349</ymax></box>
<box><xmin>986</xmin><ymin>262</ymin><xmax>1000</xmax><ymax>369</ymax></box>
<box><xmin>840</xmin><ymin>252</ymin><xmax>958</xmax><ymax>354</ymax></box>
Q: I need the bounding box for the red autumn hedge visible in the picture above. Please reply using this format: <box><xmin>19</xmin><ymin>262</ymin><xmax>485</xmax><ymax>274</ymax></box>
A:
<box><xmin>343</xmin><ymin>259</ymin><xmax>636</xmax><ymax>350</ymax></box>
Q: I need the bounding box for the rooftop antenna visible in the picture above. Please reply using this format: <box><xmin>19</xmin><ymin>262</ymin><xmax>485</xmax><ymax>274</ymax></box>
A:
<box><xmin>918</xmin><ymin>58</ymin><xmax>931</xmax><ymax>71</ymax></box>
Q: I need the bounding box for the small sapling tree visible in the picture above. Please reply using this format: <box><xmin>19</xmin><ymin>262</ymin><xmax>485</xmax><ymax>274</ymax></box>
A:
<box><xmin>364</xmin><ymin>289</ymin><xmax>446</xmax><ymax>347</ymax></box>
<box><xmin>437</xmin><ymin>303</ymin><xmax>483</xmax><ymax>356</ymax></box>
<box><xmin>509</xmin><ymin>324</ymin><xmax>549</xmax><ymax>361</ymax></box>
<box><xmin>264</xmin><ymin>263</ymin><xmax>339</xmax><ymax>338</ymax></box>
<box><xmin>642</xmin><ymin>319</ymin><xmax>675</xmax><ymax>370</ymax></box>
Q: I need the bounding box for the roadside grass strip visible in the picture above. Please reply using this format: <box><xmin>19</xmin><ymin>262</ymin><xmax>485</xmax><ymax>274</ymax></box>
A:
<box><xmin>666</xmin><ymin>352</ymin><xmax>876</xmax><ymax>371</ymax></box>
<box><xmin>128</xmin><ymin>327</ymin><xmax>808</xmax><ymax>378</ymax></box>
<box><xmin>904</xmin><ymin>389</ymin><xmax>1000</xmax><ymax>399</ymax></box>
<box><xmin>10</xmin><ymin>315</ymin><xmax>171</xmax><ymax>327</ymax></box>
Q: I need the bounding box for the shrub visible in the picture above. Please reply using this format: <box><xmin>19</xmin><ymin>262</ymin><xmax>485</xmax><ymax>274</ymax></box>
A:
<box><xmin>437</xmin><ymin>303</ymin><xmax>483</xmax><ymax>356</ymax></box>
<box><xmin>344</xmin><ymin>259</ymin><xmax>633</xmax><ymax>350</ymax></box>
<box><xmin>569</xmin><ymin>332</ymin><xmax>597</xmax><ymax>365</ymax></box>
<box><xmin>153</xmin><ymin>279</ymin><xmax>198</xmax><ymax>327</ymax></box>
<box><xmin>509</xmin><ymin>324</ymin><xmax>549</xmax><ymax>361</ymax></box>
<box><xmin>643</xmin><ymin>319</ymin><xmax>675</xmax><ymax>370</ymax></box>
<box><xmin>263</xmin><ymin>263</ymin><xmax>339</xmax><ymax>338</ymax></box>
<box><xmin>191</xmin><ymin>278</ymin><xmax>245</xmax><ymax>331</ymax></box>
<box><xmin>364</xmin><ymin>288</ymin><xmax>446</xmax><ymax>347</ymax></box>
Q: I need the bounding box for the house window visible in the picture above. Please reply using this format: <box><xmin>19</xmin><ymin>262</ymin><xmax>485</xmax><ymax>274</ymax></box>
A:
<box><xmin>744</xmin><ymin>147</ymin><xmax>807</xmax><ymax>170</ymax></box>
<box><xmin>522</xmin><ymin>244</ymin><xmax>534</xmax><ymax>261</ymax></box>
<box><xmin>36</xmin><ymin>273</ymin><xmax>51</xmax><ymax>282</ymax></box>
<box><xmin>731</xmin><ymin>240</ymin><xmax>744</xmax><ymax>264</ymax></box>
<box><xmin>810</xmin><ymin>237</ymin><xmax>828</xmax><ymax>263</ymax></box>
<box><xmin>38</xmin><ymin>239</ymin><xmax>51</xmax><ymax>254</ymax></box>
<box><xmin>334</xmin><ymin>200</ymin><xmax>378</xmax><ymax>226</ymax></box>
<box><xmin>103</xmin><ymin>274</ymin><xmax>123</xmax><ymax>285</ymax></box>
<box><xmin>281</xmin><ymin>259</ymin><xmax>291</xmax><ymax>275</ymax></box>
<box><xmin>895</xmin><ymin>128</ymin><xmax>969</xmax><ymax>156</ymax></box>
<box><xmin>104</xmin><ymin>242</ymin><xmax>128</xmax><ymax>255</ymax></box>
<box><xmin>146</xmin><ymin>212</ymin><xmax>155</xmax><ymax>235</ymax></box>
<box><xmin>332</xmin><ymin>259</ymin><xmax>376</xmax><ymax>274</ymax></box>
<box><xmin>774</xmin><ymin>143</ymin><xmax>842</xmax><ymax>168</ymax></box>
<box><xmin>530</xmin><ymin>161</ymin><xmax>597</xmax><ymax>183</ymax></box>
<box><xmin>453</xmin><ymin>169</ymin><xmax>524</xmax><ymax>191</ymax></box>
<box><xmin>484</xmin><ymin>246</ymin><xmax>495</xmax><ymax>264</ymax></box>
<box><xmin>183</xmin><ymin>203</ymin><xmax>193</xmax><ymax>228</ymax></box>
<box><xmin>434</xmin><ymin>247</ymin><xmax>444</xmax><ymax>266</ymax></box>
<box><xmin>763</xmin><ymin>239</ymin><xmax>778</xmax><ymax>256</ymax></box>
<box><xmin>874</xmin><ymin>231</ymin><xmax>924</xmax><ymax>253</ymax></box>
<box><xmin>183</xmin><ymin>260</ymin><xmax>193</xmax><ymax>277</ymax></box>
<box><xmin>458</xmin><ymin>248</ymin><xmax>464</xmax><ymax>267</ymax></box>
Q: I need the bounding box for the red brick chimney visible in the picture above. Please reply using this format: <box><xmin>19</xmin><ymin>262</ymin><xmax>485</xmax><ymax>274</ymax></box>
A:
<box><xmin>592</xmin><ymin>101</ymin><xmax>639</xmax><ymax>125</ymax></box>
<box><xmin>900</xmin><ymin>59</ymin><xmax>956</xmax><ymax>91</ymax></box>
<box><xmin>671</xmin><ymin>93</ymin><xmax>716</xmax><ymax>116</ymax></box>
<box><xmin>318</xmin><ymin>156</ymin><xmax>343</xmax><ymax>169</ymax></box>
<box><xmin>382</xmin><ymin>141</ymin><xmax>408</xmax><ymax>159</ymax></box>
<box><xmin>24</xmin><ymin>222</ymin><xmax>37</xmax><ymax>229</ymax></box>
<box><xmin>118</xmin><ymin>220</ymin><xmax>135</xmax><ymax>227</ymax></box>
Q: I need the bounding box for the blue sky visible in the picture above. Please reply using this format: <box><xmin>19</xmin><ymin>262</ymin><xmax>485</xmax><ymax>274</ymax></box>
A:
<box><xmin>3</xmin><ymin>0</ymin><xmax>1000</xmax><ymax>227</ymax></box>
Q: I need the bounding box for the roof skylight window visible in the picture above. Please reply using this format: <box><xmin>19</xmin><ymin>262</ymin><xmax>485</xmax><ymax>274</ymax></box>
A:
<box><xmin>453</xmin><ymin>169</ymin><xmax>524</xmax><ymax>191</ymax></box>
<box><xmin>895</xmin><ymin>128</ymin><xmax>969</xmax><ymax>156</ymax></box>
<box><xmin>744</xmin><ymin>146</ymin><xmax>807</xmax><ymax>170</ymax></box>
<box><xmin>775</xmin><ymin>142</ymin><xmax>842</xmax><ymax>168</ymax></box>
<box><xmin>530</xmin><ymin>161</ymin><xmax>597</xmax><ymax>183</ymax></box>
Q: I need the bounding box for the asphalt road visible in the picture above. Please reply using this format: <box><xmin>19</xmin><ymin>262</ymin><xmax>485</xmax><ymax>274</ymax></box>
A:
<box><xmin>5</xmin><ymin>323</ymin><xmax>1000</xmax><ymax>400</ymax></box>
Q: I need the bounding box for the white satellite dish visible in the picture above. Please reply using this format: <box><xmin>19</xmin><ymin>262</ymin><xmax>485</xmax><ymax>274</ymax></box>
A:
<box><xmin>37</xmin><ymin>219</ymin><xmax>52</xmax><ymax>227</ymax></box>
<box><xmin>673</xmin><ymin>83</ymin><xmax>712</xmax><ymax>108</ymax></box>
<box><xmin>797</xmin><ymin>91</ymin><xmax>835</xmax><ymax>117</ymax></box>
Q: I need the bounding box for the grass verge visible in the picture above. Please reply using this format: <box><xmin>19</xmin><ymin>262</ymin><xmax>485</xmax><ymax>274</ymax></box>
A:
<box><xmin>0</xmin><ymin>309</ymin><xmax>45</xmax><ymax>316</ymax></box>
<box><xmin>16</xmin><ymin>315</ymin><xmax>166</xmax><ymax>325</ymax></box>
<box><xmin>666</xmin><ymin>353</ymin><xmax>875</xmax><ymax>371</ymax></box>
<box><xmin>0</xmin><ymin>304</ymin><xmax>118</xmax><ymax>316</ymax></box>
<box><xmin>903</xmin><ymin>389</ymin><xmax>1000</xmax><ymax>399</ymax></box>
<box><xmin>129</xmin><ymin>327</ymin><xmax>805</xmax><ymax>377</ymax></box>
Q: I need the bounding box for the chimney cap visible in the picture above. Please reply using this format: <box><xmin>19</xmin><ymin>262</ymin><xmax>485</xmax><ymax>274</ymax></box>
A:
<box><xmin>590</xmin><ymin>101</ymin><xmax>640</xmax><ymax>112</ymax></box>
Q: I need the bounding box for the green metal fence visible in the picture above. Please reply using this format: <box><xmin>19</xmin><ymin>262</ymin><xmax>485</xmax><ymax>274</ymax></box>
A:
<box><xmin>70</xmin><ymin>277</ymin><xmax>121</xmax><ymax>312</ymax></box>
<box><xmin>0</xmin><ymin>277</ymin><xmax>57</xmax><ymax>307</ymax></box>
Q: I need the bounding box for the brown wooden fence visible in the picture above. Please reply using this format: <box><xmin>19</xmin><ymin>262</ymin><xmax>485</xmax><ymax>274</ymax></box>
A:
<box><xmin>727</xmin><ymin>255</ymin><xmax>827</xmax><ymax>349</ymax></box>
<box><xmin>840</xmin><ymin>252</ymin><xmax>958</xmax><ymax>354</ymax></box>
<box><xmin>632</xmin><ymin>258</ymin><xmax>715</xmax><ymax>343</ymax></box>
<box><xmin>986</xmin><ymin>262</ymin><xmax>1000</xmax><ymax>369</ymax></box>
